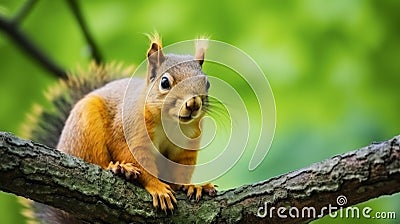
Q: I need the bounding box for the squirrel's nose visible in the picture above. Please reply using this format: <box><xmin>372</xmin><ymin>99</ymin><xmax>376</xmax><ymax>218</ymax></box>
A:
<box><xmin>185</xmin><ymin>96</ymin><xmax>202</xmax><ymax>113</ymax></box>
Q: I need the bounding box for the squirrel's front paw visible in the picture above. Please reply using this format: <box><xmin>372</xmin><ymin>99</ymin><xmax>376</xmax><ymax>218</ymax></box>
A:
<box><xmin>182</xmin><ymin>183</ymin><xmax>217</xmax><ymax>201</ymax></box>
<box><xmin>145</xmin><ymin>181</ymin><xmax>177</xmax><ymax>212</ymax></box>
<box><xmin>107</xmin><ymin>161</ymin><xmax>140</xmax><ymax>181</ymax></box>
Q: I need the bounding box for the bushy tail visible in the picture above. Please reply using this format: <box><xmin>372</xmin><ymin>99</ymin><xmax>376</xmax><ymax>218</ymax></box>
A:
<box><xmin>20</xmin><ymin>62</ymin><xmax>134</xmax><ymax>224</ymax></box>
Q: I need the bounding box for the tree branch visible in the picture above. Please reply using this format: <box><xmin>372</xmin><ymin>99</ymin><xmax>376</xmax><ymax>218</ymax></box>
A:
<box><xmin>66</xmin><ymin>0</ymin><xmax>103</xmax><ymax>64</ymax></box>
<box><xmin>0</xmin><ymin>131</ymin><xmax>399</xmax><ymax>223</ymax></box>
<box><xmin>0</xmin><ymin>15</ymin><xmax>67</xmax><ymax>80</ymax></box>
<box><xmin>11</xmin><ymin>0</ymin><xmax>38</xmax><ymax>25</ymax></box>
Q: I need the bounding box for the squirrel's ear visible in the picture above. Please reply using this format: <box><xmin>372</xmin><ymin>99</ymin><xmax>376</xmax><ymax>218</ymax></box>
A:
<box><xmin>146</xmin><ymin>33</ymin><xmax>165</xmax><ymax>83</ymax></box>
<box><xmin>195</xmin><ymin>37</ymin><xmax>209</xmax><ymax>67</ymax></box>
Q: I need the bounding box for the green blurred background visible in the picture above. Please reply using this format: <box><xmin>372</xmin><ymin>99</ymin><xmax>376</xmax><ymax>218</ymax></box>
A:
<box><xmin>0</xmin><ymin>0</ymin><xmax>399</xmax><ymax>223</ymax></box>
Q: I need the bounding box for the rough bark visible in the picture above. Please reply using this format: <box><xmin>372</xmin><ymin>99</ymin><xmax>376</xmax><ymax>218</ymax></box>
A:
<box><xmin>0</xmin><ymin>131</ymin><xmax>399</xmax><ymax>223</ymax></box>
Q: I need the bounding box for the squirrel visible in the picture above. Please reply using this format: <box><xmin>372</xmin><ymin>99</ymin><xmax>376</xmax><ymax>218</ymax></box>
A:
<box><xmin>21</xmin><ymin>34</ymin><xmax>216</xmax><ymax>223</ymax></box>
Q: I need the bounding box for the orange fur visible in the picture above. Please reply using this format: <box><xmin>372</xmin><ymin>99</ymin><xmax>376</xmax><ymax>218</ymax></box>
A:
<box><xmin>58</xmin><ymin>95</ymin><xmax>111</xmax><ymax>168</ymax></box>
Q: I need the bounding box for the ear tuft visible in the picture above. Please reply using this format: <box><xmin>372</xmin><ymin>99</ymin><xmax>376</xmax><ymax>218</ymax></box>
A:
<box><xmin>195</xmin><ymin>36</ymin><xmax>209</xmax><ymax>67</ymax></box>
<box><xmin>146</xmin><ymin>32</ymin><xmax>163</xmax><ymax>56</ymax></box>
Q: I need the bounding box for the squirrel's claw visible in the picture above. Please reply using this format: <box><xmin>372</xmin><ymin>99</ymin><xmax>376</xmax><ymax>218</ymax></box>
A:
<box><xmin>146</xmin><ymin>181</ymin><xmax>177</xmax><ymax>213</ymax></box>
<box><xmin>183</xmin><ymin>183</ymin><xmax>217</xmax><ymax>201</ymax></box>
<box><xmin>107</xmin><ymin>161</ymin><xmax>141</xmax><ymax>180</ymax></box>
<box><xmin>203</xmin><ymin>183</ymin><xmax>217</xmax><ymax>197</ymax></box>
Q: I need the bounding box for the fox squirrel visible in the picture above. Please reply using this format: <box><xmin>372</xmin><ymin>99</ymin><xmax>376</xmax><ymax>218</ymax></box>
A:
<box><xmin>22</xmin><ymin>34</ymin><xmax>216</xmax><ymax>223</ymax></box>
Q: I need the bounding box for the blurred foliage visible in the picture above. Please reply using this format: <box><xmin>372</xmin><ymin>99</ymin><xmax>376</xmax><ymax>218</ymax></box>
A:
<box><xmin>0</xmin><ymin>0</ymin><xmax>399</xmax><ymax>223</ymax></box>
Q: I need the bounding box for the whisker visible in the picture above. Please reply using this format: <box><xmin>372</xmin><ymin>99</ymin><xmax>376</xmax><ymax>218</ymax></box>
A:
<box><xmin>202</xmin><ymin>98</ymin><xmax>231</xmax><ymax>129</ymax></box>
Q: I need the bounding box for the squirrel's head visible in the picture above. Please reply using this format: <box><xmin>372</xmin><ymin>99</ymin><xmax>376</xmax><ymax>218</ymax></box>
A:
<box><xmin>145</xmin><ymin>34</ymin><xmax>210</xmax><ymax>124</ymax></box>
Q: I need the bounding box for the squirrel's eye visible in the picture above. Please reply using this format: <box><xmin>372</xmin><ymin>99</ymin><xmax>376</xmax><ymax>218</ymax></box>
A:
<box><xmin>160</xmin><ymin>76</ymin><xmax>171</xmax><ymax>90</ymax></box>
<box><xmin>160</xmin><ymin>77</ymin><xmax>170</xmax><ymax>89</ymax></box>
<box><xmin>159</xmin><ymin>73</ymin><xmax>173</xmax><ymax>93</ymax></box>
